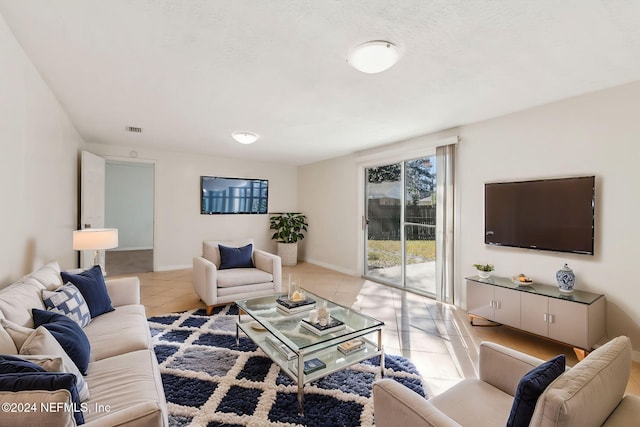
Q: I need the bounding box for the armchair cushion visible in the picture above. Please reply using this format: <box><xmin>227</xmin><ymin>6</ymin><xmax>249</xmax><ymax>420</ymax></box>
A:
<box><xmin>507</xmin><ymin>354</ymin><xmax>565</xmax><ymax>427</ymax></box>
<box><xmin>217</xmin><ymin>268</ymin><xmax>273</xmax><ymax>288</ymax></box>
<box><xmin>429</xmin><ymin>378</ymin><xmax>514</xmax><ymax>426</ymax></box>
<box><xmin>219</xmin><ymin>243</ymin><xmax>254</xmax><ymax>270</ymax></box>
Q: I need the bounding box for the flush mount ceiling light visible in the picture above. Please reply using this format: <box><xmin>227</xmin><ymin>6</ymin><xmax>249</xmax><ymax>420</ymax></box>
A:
<box><xmin>231</xmin><ymin>131</ymin><xmax>259</xmax><ymax>144</ymax></box>
<box><xmin>347</xmin><ymin>40</ymin><xmax>400</xmax><ymax>73</ymax></box>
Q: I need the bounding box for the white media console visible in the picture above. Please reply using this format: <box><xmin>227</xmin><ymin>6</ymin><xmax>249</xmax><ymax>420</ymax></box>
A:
<box><xmin>466</xmin><ymin>275</ymin><xmax>605</xmax><ymax>352</ymax></box>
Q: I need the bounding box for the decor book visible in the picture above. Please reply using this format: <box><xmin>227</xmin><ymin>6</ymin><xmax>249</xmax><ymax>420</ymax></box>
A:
<box><xmin>276</xmin><ymin>296</ymin><xmax>316</xmax><ymax>314</ymax></box>
<box><xmin>148</xmin><ymin>305</ymin><xmax>425</xmax><ymax>427</ymax></box>
<box><xmin>300</xmin><ymin>317</ymin><xmax>346</xmax><ymax>335</ymax></box>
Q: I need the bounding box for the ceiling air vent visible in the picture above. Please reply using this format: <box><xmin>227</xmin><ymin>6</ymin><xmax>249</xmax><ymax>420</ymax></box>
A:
<box><xmin>125</xmin><ymin>126</ymin><xmax>143</xmax><ymax>133</ymax></box>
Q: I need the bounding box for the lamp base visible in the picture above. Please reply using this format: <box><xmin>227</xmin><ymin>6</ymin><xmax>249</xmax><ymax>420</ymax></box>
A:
<box><xmin>92</xmin><ymin>250</ymin><xmax>107</xmax><ymax>277</ymax></box>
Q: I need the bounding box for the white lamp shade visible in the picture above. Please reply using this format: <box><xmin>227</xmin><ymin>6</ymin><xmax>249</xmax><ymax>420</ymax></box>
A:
<box><xmin>73</xmin><ymin>229</ymin><xmax>119</xmax><ymax>251</ymax></box>
<box><xmin>348</xmin><ymin>40</ymin><xmax>400</xmax><ymax>74</ymax></box>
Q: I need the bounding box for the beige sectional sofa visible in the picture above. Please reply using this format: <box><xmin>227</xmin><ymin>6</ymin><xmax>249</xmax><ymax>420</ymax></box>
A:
<box><xmin>374</xmin><ymin>336</ymin><xmax>640</xmax><ymax>427</ymax></box>
<box><xmin>0</xmin><ymin>261</ymin><xmax>167</xmax><ymax>426</ymax></box>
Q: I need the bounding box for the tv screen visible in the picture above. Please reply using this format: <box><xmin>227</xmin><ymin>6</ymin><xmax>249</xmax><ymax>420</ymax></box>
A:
<box><xmin>201</xmin><ymin>176</ymin><xmax>268</xmax><ymax>214</ymax></box>
<box><xmin>484</xmin><ymin>176</ymin><xmax>595</xmax><ymax>255</ymax></box>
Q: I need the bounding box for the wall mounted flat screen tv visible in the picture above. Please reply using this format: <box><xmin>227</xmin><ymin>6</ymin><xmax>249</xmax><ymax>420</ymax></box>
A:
<box><xmin>484</xmin><ymin>176</ymin><xmax>595</xmax><ymax>255</ymax></box>
<box><xmin>201</xmin><ymin>176</ymin><xmax>268</xmax><ymax>214</ymax></box>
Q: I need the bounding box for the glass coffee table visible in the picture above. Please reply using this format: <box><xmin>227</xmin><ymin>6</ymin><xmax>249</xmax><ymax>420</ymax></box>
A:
<box><xmin>235</xmin><ymin>290</ymin><xmax>384</xmax><ymax>414</ymax></box>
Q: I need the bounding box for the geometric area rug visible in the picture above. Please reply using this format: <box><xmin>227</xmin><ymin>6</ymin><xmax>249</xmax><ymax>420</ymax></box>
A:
<box><xmin>148</xmin><ymin>305</ymin><xmax>426</xmax><ymax>427</ymax></box>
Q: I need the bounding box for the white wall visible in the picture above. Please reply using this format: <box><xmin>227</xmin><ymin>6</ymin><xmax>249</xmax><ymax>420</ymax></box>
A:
<box><xmin>86</xmin><ymin>143</ymin><xmax>298</xmax><ymax>271</ymax></box>
<box><xmin>0</xmin><ymin>14</ymin><xmax>83</xmax><ymax>285</ymax></box>
<box><xmin>297</xmin><ymin>155</ymin><xmax>360</xmax><ymax>274</ymax></box>
<box><xmin>105</xmin><ymin>161</ymin><xmax>154</xmax><ymax>250</ymax></box>
<box><xmin>457</xmin><ymin>81</ymin><xmax>640</xmax><ymax>355</ymax></box>
<box><xmin>299</xmin><ymin>81</ymin><xmax>640</xmax><ymax>356</ymax></box>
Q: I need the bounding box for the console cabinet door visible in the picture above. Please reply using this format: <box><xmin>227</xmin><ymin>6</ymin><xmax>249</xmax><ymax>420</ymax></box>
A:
<box><xmin>520</xmin><ymin>293</ymin><xmax>549</xmax><ymax>338</ymax></box>
<box><xmin>494</xmin><ymin>287</ymin><xmax>521</xmax><ymax>328</ymax></box>
<box><xmin>467</xmin><ymin>281</ymin><xmax>494</xmax><ymax>320</ymax></box>
<box><xmin>548</xmin><ymin>298</ymin><xmax>589</xmax><ymax>349</ymax></box>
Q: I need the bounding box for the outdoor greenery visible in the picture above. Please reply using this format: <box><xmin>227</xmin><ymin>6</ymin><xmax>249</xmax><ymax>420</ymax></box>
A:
<box><xmin>367</xmin><ymin>157</ymin><xmax>435</xmax><ymax>206</ymax></box>
<box><xmin>367</xmin><ymin>239</ymin><xmax>436</xmax><ymax>268</ymax></box>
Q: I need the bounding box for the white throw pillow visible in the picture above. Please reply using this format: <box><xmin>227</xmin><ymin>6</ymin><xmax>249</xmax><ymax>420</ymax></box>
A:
<box><xmin>19</xmin><ymin>326</ymin><xmax>90</xmax><ymax>402</ymax></box>
<box><xmin>17</xmin><ymin>355</ymin><xmax>64</xmax><ymax>372</ymax></box>
<box><xmin>0</xmin><ymin>322</ymin><xmax>18</xmax><ymax>354</ymax></box>
<box><xmin>0</xmin><ymin>318</ymin><xmax>34</xmax><ymax>350</ymax></box>
<box><xmin>0</xmin><ymin>279</ymin><xmax>45</xmax><ymax>327</ymax></box>
<box><xmin>27</xmin><ymin>261</ymin><xmax>63</xmax><ymax>290</ymax></box>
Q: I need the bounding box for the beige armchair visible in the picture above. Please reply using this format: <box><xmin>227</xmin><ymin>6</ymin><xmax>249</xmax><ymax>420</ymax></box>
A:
<box><xmin>192</xmin><ymin>238</ymin><xmax>282</xmax><ymax>315</ymax></box>
<box><xmin>373</xmin><ymin>336</ymin><xmax>638</xmax><ymax>427</ymax></box>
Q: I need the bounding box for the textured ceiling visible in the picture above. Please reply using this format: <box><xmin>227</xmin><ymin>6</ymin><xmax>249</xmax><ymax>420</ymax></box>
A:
<box><xmin>1</xmin><ymin>1</ymin><xmax>640</xmax><ymax>165</ymax></box>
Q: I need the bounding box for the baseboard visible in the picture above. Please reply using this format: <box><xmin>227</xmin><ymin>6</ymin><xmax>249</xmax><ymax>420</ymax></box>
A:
<box><xmin>632</xmin><ymin>349</ymin><xmax>640</xmax><ymax>363</ymax></box>
<box><xmin>155</xmin><ymin>264</ymin><xmax>191</xmax><ymax>272</ymax></box>
<box><xmin>109</xmin><ymin>246</ymin><xmax>153</xmax><ymax>252</ymax></box>
<box><xmin>301</xmin><ymin>257</ymin><xmax>358</xmax><ymax>277</ymax></box>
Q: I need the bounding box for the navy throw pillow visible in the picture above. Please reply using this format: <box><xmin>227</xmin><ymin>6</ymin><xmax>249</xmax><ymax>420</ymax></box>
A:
<box><xmin>507</xmin><ymin>354</ymin><xmax>566</xmax><ymax>427</ymax></box>
<box><xmin>61</xmin><ymin>265</ymin><xmax>114</xmax><ymax>318</ymax></box>
<box><xmin>32</xmin><ymin>308</ymin><xmax>91</xmax><ymax>375</ymax></box>
<box><xmin>219</xmin><ymin>243</ymin><xmax>254</xmax><ymax>270</ymax></box>
<box><xmin>0</xmin><ymin>372</ymin><xmax>84</xmax><ymax>424</ymax></box>
<box><xmin>0</xmin><ymin>355</ymin><xmax>46</xmax><ymax>374</ymax></box>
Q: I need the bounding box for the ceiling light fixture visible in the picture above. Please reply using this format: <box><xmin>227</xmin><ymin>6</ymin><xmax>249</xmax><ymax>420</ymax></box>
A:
<box><xmin>232</xmin><ymin>131</ymin><xmax>259</xmax><ymax>145</ymax></box>
<box><xmin>347</xmin><ymin>40</ymin><xmax>400</xmax><ymax>74</ymax></box>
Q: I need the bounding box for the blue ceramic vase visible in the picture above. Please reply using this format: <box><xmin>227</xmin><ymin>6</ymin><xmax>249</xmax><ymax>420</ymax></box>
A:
<box><xmin>556</xmin><ymin>264</ymin><xmax>575</xmax><ymax>293</ymax></box>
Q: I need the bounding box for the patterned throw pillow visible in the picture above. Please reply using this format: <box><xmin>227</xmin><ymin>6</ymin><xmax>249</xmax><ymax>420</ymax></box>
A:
<box><xmin>42</xmin><ymin>283</ymin><xmax>91</xmax><ymax>328</ymax></box>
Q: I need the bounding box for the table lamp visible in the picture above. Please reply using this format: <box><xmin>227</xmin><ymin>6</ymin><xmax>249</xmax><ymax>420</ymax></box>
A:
<box><xmin>73</xmin><ymin>228</ymin><xmax>118</xmax><ymax>275</ymax></box>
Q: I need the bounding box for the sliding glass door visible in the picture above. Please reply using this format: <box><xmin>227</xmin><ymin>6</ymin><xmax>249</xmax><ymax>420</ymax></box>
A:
<box><xmin>365</xmin><ymin>156</ymin><xmax>436</xmax><ymax>296</ymax></box>
<box><xmin>365</xmin><ymin>163</ymin><xmax>402</xmax><ymax>286</ymax></box>
<box><xmin>403</xmin><ymin>157</ymin><xmax>436</xmax><ymax>295</ymax></box>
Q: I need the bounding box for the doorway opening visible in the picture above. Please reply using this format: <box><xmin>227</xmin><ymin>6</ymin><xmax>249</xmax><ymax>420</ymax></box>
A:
<box><xmin>104</xmin><ymin>160</ymin><xmax>155</xmax><ymax>276</ymax></box>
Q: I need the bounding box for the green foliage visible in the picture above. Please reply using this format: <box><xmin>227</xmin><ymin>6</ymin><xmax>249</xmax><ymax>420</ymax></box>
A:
<box><xmin>367</xmin><ymin>157</ymin><xmax>436</xmax><ymax>206</ymax></box>
<box><xmin>367</xmin><ymin>164</ymin><xmax>401</xmax><ymax>183</ymax></box>
<box><xmin>269</xmin><ymin>213</ymin><xmax>308</xmax><ymax>243</ymax></box>
<box><xmin>473</xmin><ymin>263</ymin><xmax>494</xmax><ymax>272</ymax></box>
<box><xmin>405</xmin><ymin>158</ymin><xmax>435</xmax><ymax>206</ymax></box>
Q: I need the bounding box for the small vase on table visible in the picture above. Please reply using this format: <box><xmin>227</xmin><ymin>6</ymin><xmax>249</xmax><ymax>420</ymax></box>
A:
<box><xmin>556</xmin><ymin>264</ymin><xmax>575</xmax><ymax>293</ymax></box>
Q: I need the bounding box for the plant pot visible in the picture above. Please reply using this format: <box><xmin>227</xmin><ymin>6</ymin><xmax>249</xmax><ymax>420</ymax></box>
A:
<box><xmin>477</xmin><ymin>270</ymin><xmax>492</xmax><ymax>279</ymax></box>
<box><xmin>277</xmin><ymin>242</ymin><xmax>298</xmax><ymax>266</ymax></box>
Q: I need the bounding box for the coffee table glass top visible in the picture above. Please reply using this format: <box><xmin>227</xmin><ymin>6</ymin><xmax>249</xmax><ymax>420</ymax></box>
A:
<box><xmin>236</xmin><ymin>290</ymin><xmax>383</xmax><ymax>353</ymax></box>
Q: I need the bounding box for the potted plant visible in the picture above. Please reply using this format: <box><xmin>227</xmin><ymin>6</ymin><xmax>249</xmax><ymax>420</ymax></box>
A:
<box><xmin>473</xmin><ymin>263</ymin><xmax>494</xmax><ymax>279</ymax></box>
<box><xmin>269</xmin><ymin>213</ymin><xmax>308</xmax><ymax>266</ymax></box>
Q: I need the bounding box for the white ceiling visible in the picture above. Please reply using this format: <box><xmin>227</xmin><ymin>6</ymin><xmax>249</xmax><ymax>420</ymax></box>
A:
<box><xmin>1</xmin><ymin>1</ymin><xmax>640</xmax><ymax>165</ymax></box>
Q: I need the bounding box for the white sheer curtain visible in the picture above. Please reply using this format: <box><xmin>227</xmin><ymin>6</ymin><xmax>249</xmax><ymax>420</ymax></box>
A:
<box><xmin>435</xmin><ymin>143</ymin><xmax>455</xmax><ymax>303</ymax></box>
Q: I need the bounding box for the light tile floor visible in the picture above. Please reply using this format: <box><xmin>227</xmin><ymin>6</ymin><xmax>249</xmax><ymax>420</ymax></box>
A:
<box><xmin>135</xmin><ymin>262</ymin><xmax>640</xmax><ymax>396</ymax></box>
